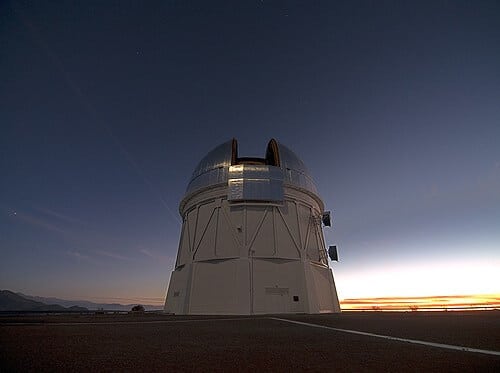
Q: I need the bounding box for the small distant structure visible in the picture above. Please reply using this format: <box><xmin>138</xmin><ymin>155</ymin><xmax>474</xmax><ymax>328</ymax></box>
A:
<box><xmin>130</xmin><ymin>304</ymin><xmax>145</xmax><ymax>313</ymax></box>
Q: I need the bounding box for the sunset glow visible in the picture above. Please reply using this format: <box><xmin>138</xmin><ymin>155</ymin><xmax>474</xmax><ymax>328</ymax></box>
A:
<box><xmin>334</xmin><ymin>258</ymin><xmax>500</xmax><ymax>300</ymax></box>
<box><xmin>340</xmin><ymin>293</ymin><xmax>500</xmax><ymax>311</ymax></box>
<box><xmin>78</xmin><ymin>293</ymin><xmax>500</xmax><ymax>311</ymax></box>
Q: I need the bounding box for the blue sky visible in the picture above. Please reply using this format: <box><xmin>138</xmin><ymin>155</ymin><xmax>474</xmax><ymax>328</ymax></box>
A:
<box><xmin>1</xmin><ymin>1</ymin><xmax>499</xmax><ymax>304</ymax></box>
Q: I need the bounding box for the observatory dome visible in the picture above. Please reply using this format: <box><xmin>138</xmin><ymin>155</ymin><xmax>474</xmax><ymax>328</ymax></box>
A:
<box><xmin>165</xmin><ymin>138</ymin><xmax>340</xmax><ymax>315</ymax></box>
<box><xmin>186</xmin><ymin>139</ymin><xmax>318</xmax><ymax>196</ymax></box>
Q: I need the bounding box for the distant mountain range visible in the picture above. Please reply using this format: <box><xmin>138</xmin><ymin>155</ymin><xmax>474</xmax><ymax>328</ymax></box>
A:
<box><xmin>0</xmin><ymin>290</ymin><xmax>163</xmax><ymax>311</ymax></box>
<box><xmin>0</xmin><ymin>290</ymin><xmax>88</xmax><ymax>312</ymax></box>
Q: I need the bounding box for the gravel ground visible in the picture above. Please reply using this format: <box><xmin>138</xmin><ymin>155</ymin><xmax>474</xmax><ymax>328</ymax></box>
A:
<box><xmin>1</xmin><ymin>311</ymin><xmax>499</xmax><ymax>372</ymax></box>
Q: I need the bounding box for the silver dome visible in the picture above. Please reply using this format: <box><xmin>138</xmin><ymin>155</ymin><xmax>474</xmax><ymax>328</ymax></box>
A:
<box><xmin>186</xmin><ymin>139</ymin><xmax>318</xmax><ymax>196</ymax></box>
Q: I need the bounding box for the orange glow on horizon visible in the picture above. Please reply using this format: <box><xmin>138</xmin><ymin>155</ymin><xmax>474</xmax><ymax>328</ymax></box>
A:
<box><xmin>340</xmin><ymin>293</ymin><xmax>500</xmax><ymax>311</ymax></box>
<box><xmin>89</xmin><ymin>294</ymin><xmax>500</xmax><ymax>310</ymax></box>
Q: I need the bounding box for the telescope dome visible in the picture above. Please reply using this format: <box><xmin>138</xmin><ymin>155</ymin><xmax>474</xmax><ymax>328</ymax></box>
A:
<box><xmin>186</xmin><ymin>139</ymin><xmax>318</xmax><ymax>196</ymax></box>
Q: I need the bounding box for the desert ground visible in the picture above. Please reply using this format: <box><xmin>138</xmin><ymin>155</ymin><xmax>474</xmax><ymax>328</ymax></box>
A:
<box><xmin>1</xmin><ymin>311</ymin><xmax>499</xmax><ymax>372</ymax></box>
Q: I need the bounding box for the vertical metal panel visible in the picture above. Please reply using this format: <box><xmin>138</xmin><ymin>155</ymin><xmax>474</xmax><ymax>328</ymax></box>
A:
<box><xmin>228</xmin><ymin>165</ymin><xmax>284</xmax><ymax>201</ymax></box>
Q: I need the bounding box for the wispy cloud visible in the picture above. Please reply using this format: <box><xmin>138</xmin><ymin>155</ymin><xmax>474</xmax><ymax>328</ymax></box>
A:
<box><xmin>66</xmin><ymin>250</ymin><xmax>99</xmax><ymax>265</ymax></box>
<box><xmin>95</xmin><ymin>250</ymin><xmax>134</xmax><ymax>261</ymax></box>
<box><xmin>10</xmin><ymin>210</ymin><xmax>70</xmax><ymax>235</ymax></box>
<box><xmin>67</xmin><ymin>250</ymin><xmax>90</xmax><ymax>260</ymax></box>
<box><xmin>140</xmin><ymin>248</ymin><xmax>154</xmax><ymax>258</ymax></box>
<box><xmin>139</xmin><ymin>248</ymin><xmax>173</xmax><ymax>263</ymax></box>
<box><xmin>35</xmin><ymin>206</ymin><xmax>87</xmax><ymax>226</ymax></box>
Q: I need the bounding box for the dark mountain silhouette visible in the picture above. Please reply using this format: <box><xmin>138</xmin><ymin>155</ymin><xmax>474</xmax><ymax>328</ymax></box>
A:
<box><xmin>17</xmin><ymin>292</ymin><xmax>163</xmax><ymax>311</ymax></box>
<box><xmin>0</xmin><ymin>290</ymin><xmax>87</xmax><ymax>311</ymax></box>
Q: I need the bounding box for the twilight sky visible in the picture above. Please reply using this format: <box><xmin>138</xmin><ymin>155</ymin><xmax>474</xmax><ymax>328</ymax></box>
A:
<box><xmin>1</xmin><ymin>1</ymin><xmax>499</xmax><ymax>305</ymax></box>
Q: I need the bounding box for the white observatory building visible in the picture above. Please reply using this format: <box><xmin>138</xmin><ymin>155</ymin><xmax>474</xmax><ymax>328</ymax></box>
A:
<box><xmin>164</xmin><ymin>139</ymin><xmax>340</xmax><ymax>314</ymax></box>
